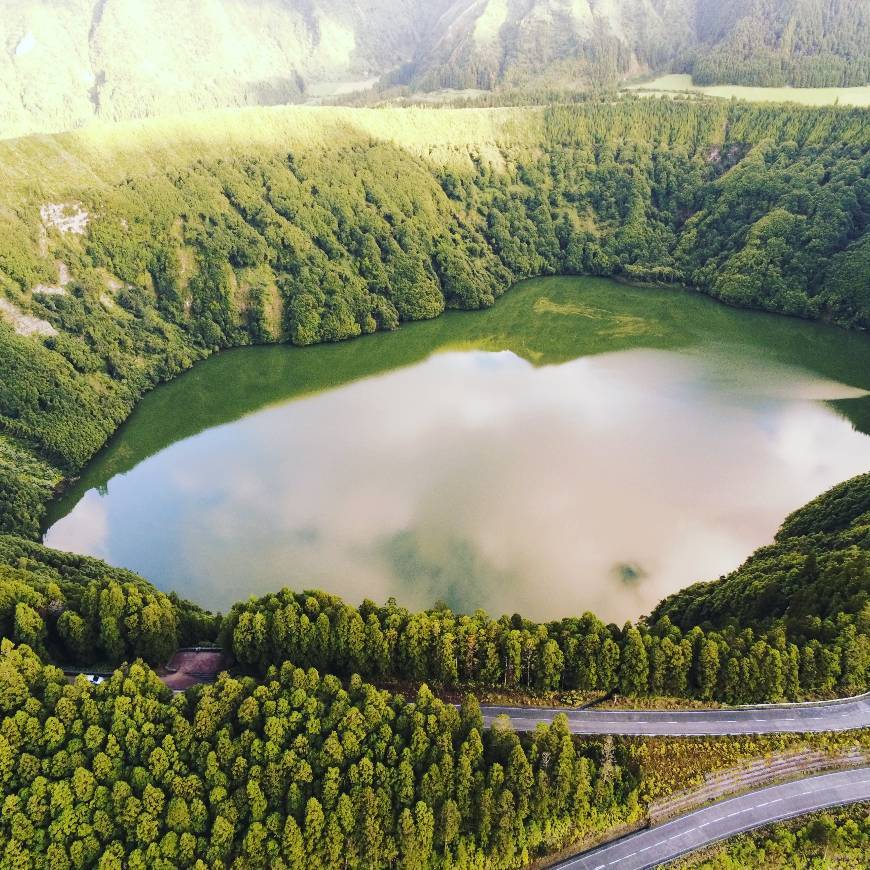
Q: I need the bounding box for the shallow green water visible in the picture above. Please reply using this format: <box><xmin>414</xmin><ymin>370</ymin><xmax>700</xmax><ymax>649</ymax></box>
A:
<box><xmin>45</xmin><ymin>277</ymin><xmax>870</xmax><ymax>620</ymax></box>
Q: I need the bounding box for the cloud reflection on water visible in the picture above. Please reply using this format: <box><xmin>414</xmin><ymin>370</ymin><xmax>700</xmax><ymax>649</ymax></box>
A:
<box><xmin>44</xmin><ymin>348</ymin><xmax>870</xmax><ymax>621</ymax></box>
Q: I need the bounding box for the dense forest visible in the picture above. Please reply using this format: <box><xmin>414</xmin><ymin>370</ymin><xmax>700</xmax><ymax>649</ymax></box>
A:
<box><xmin>0</xmin><ymin>641</ymin><xmax>640</xmax><ymax>868</ymax></box>
<box><xmin>220</xmin><ymin>473</ymin><xmax>870</xmax><ymax>705</ymax></box>
<box><xmin>1</xmin><ymin>100</ymin><xmax>868</xmax><ymax>541</ymax></box>
<box><xmin>0</xmin><ymin>97</ymin><xmax>868</xmax><ymax>866</ymax></box>
<box><xmin>406</xmin><ymin>0</ymin><xmax>870</xmax><ymax>93</ymax></box>
<box><xmin>687</xmin><ymin>0</ymin><xmax>870</xmax><ymax>87</ymax></box>
<box><xmin>0</xmin><ymin>475</ymin><xmax>866</xmax><ymax>866</ymax></box>
<box><xmin>0</xmin><ymin>536</ymin><xmax>217</xmax><ymax>666</ymax></box>
<box><xmin>1</xmin><ymin>473</ymin><xmax>867</xmax><ymax>706</ymax></box>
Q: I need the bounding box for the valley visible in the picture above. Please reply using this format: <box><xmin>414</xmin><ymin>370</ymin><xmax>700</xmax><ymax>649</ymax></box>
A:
<box><xmin>0</xmin><ymin>4</ymin><xmax>867</xmax><ymax>864</ymax></box>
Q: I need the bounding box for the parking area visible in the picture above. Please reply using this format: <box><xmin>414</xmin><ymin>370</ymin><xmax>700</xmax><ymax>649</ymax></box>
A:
<box><xmin>162</xmin><ymin>648</ymin><xmax>231</xmax><ymax>690</ymax></box>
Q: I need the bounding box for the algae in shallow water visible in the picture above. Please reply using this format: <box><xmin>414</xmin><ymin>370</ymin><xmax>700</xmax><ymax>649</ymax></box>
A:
<box><xmin>533</xmin><ymin>294</ymin><xmax>659</xmax><ymax>338</ymax></box>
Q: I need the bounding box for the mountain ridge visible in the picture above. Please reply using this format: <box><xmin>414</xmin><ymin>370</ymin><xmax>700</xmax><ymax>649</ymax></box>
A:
<box><xmin>1</xmin><ymin>0</ymin><xmax>866</xmax><ymax>138</ymax></box>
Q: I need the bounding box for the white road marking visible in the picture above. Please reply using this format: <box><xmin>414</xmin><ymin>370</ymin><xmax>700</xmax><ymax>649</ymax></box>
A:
<box><xmin>553</xmin><ymin>767</ymin><xmax>870</xmax><ymax>868</ymax></box>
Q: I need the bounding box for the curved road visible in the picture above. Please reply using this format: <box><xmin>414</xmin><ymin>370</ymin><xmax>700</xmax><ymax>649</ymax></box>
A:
<box><xmin>479</xmin><ymin>692</ymin><xmax>870</xmax><ymax>735</ymax></box>
<box><xmin>553</xmin><ymin>766</ymin><xmax>870</xmax><ymax>869</ymax></box>
<box><xmin>73</xmin><ymin>654</ymin><xmax>870</xmax><ymax>736</ymax></box>
<box><xmin>73</xmin><ymin>659</ymin><xmax>869</xmax><ymax>865</ymax></box>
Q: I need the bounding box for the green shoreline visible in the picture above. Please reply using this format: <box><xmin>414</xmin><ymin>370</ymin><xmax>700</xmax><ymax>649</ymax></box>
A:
<box><xmin>42</xmin><ymin>275</ymin><xmax>870</xmax><ymax>537</ymax></box>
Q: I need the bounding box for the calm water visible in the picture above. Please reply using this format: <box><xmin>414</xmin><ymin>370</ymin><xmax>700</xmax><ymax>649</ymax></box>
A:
<box><xmin>44</xmin><ymin>278</ymin><xmax>870</xmax><ymax>621</ymax></box>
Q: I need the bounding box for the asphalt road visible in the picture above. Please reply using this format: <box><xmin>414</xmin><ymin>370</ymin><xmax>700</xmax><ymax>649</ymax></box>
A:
<box><xmin>553</xmin><ymin>766</ymin><xmax>870</xmax><ymax>869</ymax></box>
<box><xmin>479</xmin><ymin>692</ymin><xmax>870</xmax><ymax>735</ymax></box>
<box><xmin>70</xmin><ymin>654</ymin><xmax>869</xmax><ymax>735</ymax></box>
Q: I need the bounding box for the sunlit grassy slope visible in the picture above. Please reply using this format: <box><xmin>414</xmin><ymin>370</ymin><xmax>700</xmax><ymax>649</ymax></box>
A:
<box><xmin>0</xmin><ymin>105</ymin><xmax>533</xmax><ymax>203</ymax></box>
<box><xmin>0</xmin><ymin>0</ymin><xmax>456</xmax><ymax>138</ymax></box>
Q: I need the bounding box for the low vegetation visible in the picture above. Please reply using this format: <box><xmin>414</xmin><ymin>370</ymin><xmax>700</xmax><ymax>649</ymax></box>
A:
<box><xmin>626</xmin><ymin>74</ymin><xmax>870</xmax><ymax>106</ymax></box>
<box><xmin>631</xmin><ymin>731</ymin><xmax>870</xmax><ymax>808</ymax></box>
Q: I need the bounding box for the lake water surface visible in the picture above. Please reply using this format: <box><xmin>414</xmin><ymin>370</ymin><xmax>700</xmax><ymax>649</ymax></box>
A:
<box><xmin>44</xmin><ymin>278</ymin><xmax>870</xmax><ymax>621</ymax></box>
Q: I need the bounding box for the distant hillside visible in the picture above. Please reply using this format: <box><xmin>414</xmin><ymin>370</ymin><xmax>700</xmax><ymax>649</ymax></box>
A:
<box><xmin>402</xmin><ymin>0</ymin><xmax>696</xmax><ymax>91</ymax></box>
<box><xmin>406</xmin><ymin>0</ymin><xmax>869</xmax><ymax>91</ymax></box>
<box><xmin>689</xmin><ymin>0</ymin><xmax>870</xmax><ymax>87</ymax></box>
<box><xmin>1</xmin><ymin>0</ymin><xmax>866</xmax><ymax>138</ymax></box>
<box><xmin>0</xmin><ymin>0</ymin><xmax>453</xmax><ymax>138</ymax></box>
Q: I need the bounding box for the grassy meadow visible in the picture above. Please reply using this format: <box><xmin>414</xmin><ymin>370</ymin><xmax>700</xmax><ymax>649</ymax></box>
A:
<box><xmin>626</xmin><ymin>74</ymin><xmax>870</xmax><ymax>106</ymax></box>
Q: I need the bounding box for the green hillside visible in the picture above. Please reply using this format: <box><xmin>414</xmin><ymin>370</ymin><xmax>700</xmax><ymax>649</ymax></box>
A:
<box><xmin>409</xmin><ymin>0</ymin><xmax>869</xmax><ymax>92</ymax></box>
<box><xmin>0</xmin><ymin>469</ymin><xmax>864</xmax><ymax>866</ymax></box>
<box><xmin>0</xmin><ymin>0</ymin><xmax>454</xmax><ymax>138</ymax></box>
<box><xmin>690</xmin><ymin>0</ymin><xmax>870</xmax><ymax>87</ymax></box>
<box><xmin>1</xmin><ymin>100</ymin><xmax>868</xmax><ymax>539</ymax></box>
<box><xmin>0</xmin><ymin>58</ymin><xmax>867</xmax><ymax>866</ymax></box>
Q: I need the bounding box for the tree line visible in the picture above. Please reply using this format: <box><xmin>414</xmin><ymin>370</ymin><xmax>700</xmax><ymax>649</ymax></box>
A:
<box><xmin>0</xmin><ymin>536</ymin><xmax>217</xmax><ymax>666</ymax></box>
<box><xmin>223</xmin><ymin>473</ymin><xmax>869</xmax><ymax>706</ymax></box>
<box><xmin>0</xmin><ymin>468</ymin><xmax>866</xmax><ymax>708</ymax></box>
<box><xmin>222</xmin><ymin>592</ymin><xmax>865</xmax><ymax>707</ymax></box>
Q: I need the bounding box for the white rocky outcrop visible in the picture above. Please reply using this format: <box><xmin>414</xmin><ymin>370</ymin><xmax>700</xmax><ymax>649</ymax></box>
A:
<box><xmin>40</xmin><ymin>203</ymin><xmax>89</xmax><ymax>235</ymax></box>
<box><xmin>0</xmin><ymin>298</ymin><xmax>57</xmax><ymax>337</ymax></box>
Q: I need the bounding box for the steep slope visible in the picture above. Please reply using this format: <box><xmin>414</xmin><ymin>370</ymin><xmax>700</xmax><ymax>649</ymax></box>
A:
<box><xmin>405</xmin><ymin>0</ymin><xmax>696</xmax><ymax>90</ymax></box>
<box><xmin>406</xmin><ymin>0</ymin><xmax>868</xmax><ymax>90</ymax></box>
<box><xmin>690</xmin><ymin>0</ymin><xmax>870</xmax><ymax>87</ymax></box>
<box><xmin>652</xmin><ymin>473</ymin><xmax>870</xmax><ymax>632</ymax></box>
